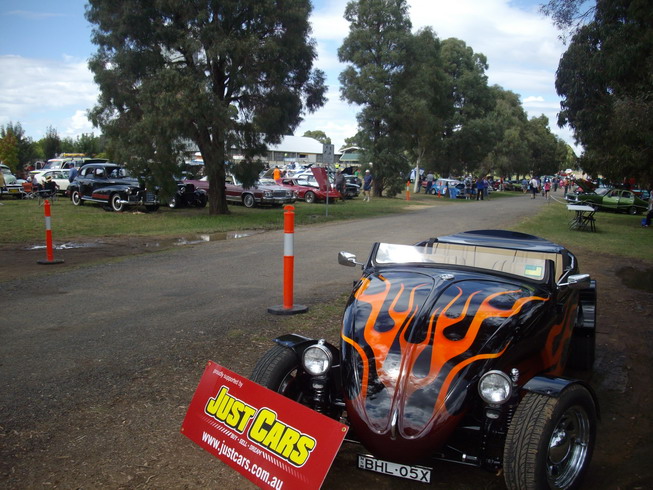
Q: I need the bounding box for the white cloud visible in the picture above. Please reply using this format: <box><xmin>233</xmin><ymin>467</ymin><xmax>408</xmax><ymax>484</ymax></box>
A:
<box><xmin>0</xmin><ymin>54</ymin><xmax>98</xmax><ymax>138</ymax></box>
<box><xmin>65</xmin><ymin>109</ymin><xmax>95</xmax><ymax>137</ymax></box>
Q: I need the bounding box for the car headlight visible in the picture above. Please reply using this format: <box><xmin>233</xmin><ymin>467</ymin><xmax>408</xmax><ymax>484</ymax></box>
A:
<box><xmin>302</xmin><ymin>341</ymin><xmax>332</xmax><ymax>376</ymax></box>
<box><xmin>478</xmin><ymin>370</ymin><xmax>513</xmax><ymax>405</ymax></box>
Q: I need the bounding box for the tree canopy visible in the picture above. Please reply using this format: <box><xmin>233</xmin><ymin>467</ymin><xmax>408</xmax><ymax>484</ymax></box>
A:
<box><xmin>550</xmin><ymin>0</ymin><xmax>653</xmax><ymax>186</ymax></box>
<box><xmin>86</xmin><ymin>0</ymin><xmax>326</xmax><ymax>213</ymax></box>
<box><xmin>338</xmin><ymin>0</ymin><xmax>413</xmax><ymax>196</ymax></box>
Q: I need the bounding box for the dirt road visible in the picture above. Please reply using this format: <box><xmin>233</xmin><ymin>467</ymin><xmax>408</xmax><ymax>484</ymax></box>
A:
<box><xmin>1</xmin><ymin>196</ymin><xmax>651</xmax><ymax>489</ymax></box>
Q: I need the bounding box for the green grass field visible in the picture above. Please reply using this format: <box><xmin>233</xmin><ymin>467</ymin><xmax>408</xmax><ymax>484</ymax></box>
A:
<box><xmin>1</xmin><ymin>190</ymin><xmax>650</xmax><ymax>262</ymax></box>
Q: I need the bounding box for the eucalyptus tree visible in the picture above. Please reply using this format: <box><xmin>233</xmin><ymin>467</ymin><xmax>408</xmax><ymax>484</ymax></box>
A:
<box><xmin>392</xmin><ymin>27</ymin><xmax>450</xmax><ymax>190</ymax></box>
<box><xmin>338</xmin><ymin>0</ymin><xmax>413</xmax><ymax>196</ymax></box>
<box><xmin>302</xmin><ymin>130</ymin><xmax>331</xmax><ymax>145</ymax></box>
<box><xmin>39</xmin><ymin>126</ymin><xmax>62</xmax><ymax>161</ymax></box>
<box><xmin>483</xmin><ymin>87</ymin><xmax>530</xmax><ymax>178</ymax></box>
<box><xmin>86</xmin><ymin>0</ymin><xmax>326</xmax><ymax>214</ymax></box>
<box><xmin>551</xmin><ymin>0</ymin><xmax>653</xmax><ymax>185</ymax></box>
<box><xmin>524</xmin><ymin>115</ymin><xmax>561</xmax><ymax>177</ymax></box>
<box><xmin>439</xmin><ymin>38</ymin><xmax>495</xmax><ymax>177</ymax></box>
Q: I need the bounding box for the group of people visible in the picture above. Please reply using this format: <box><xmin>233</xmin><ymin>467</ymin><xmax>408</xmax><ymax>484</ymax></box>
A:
<box><xmin>26</xmin><ymin>173</ymin><xmax>59</xmax><ymax>198</ymax></box>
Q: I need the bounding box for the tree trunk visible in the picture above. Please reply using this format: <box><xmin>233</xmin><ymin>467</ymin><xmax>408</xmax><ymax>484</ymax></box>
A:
<box><xmin>199</xmin><ymin>138</ymin><xmax>230</xmax><ymax>215</ymax></box>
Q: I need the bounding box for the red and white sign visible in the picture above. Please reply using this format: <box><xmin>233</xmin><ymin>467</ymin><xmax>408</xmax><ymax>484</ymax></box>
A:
<box><xmin>181</xmin><ymin>361</ymin><xmax>348</xmax><ymax>490</ymax></box>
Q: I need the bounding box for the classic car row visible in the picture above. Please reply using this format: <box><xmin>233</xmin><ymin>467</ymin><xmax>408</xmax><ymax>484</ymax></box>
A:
<box><xmin>566</xmin><ymin>179</ymin><xmax>649</xmax><ymax>214</ymax></box>
<box><xmin>252</xmin><ymin>230</ymin><xmax>598</xmax><ymax>489</ymax></box>
<box><xmin>183</xmin><ymin>175</ymin><xmax>296</xmax><ymax>208</ymax></box>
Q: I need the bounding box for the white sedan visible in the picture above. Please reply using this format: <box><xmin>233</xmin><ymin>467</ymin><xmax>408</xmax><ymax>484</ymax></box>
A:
<box><xmin>30</xmin><ymin>169</ymin><xmax>71</xmax><ymax>193</ymax></box>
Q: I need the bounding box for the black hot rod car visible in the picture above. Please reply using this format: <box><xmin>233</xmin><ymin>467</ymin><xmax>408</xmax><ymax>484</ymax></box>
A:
<box><xmin>252</xmin><ymin>230</ymin><xmax>598</xmax><ymax>489</ymax></box>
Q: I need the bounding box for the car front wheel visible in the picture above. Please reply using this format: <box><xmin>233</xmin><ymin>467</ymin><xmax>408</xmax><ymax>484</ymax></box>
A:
<box><xmin>304</xmin><ymin>191</ymin><xmax>316</xmax><ymax>203</ymax></box>
<box><xmin>71</xmin><ymin>191</ymin><xmax>83</xmax><ymax>206</ymax></box>
<box><xmin>242</xmin><ymin>193</ymin><xmax>255</xmax><ymax>208</ymax></box>
<box><xmin>503</xmin><ymin>384</ymin><xmax>596</xmax><ymax>490</ymax></box>
<box><xmin>110</xmin><ymin>193</ymin><xmax>125</xmax><ymax>212</ymax></box>
<box><xmin>168</xmin><ymin>196</ymin><xmax>179</xmax><ymax>208</ymax></box>
<box><xmin>628</xmin><ymin>206</ymin><xmax>638</xmax><ymax>215</ymax></box>
<box><xmin>250</xmin><ymin>345</ymin><xmax>303</xmax><ymax>402</ymax></box>
<box><xmin>195</xmin><ymin>194</ymin><xmax>208</xmax><ymax>208</ymax></box>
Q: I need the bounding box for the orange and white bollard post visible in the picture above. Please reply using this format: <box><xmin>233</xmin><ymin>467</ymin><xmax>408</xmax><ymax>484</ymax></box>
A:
<box><xmin>37</xmin><ymin>199</ymin><xmax>64</xmax><ymax>265</ymax></box>
<box><xmin>406</xmin><ymin>181</ymin><xmax>411</xmax><ymax>201</ymax></box>
<box><xmin>268</xmin><ymin>205</ymin><xmax>308</xmax><ymax>315</ymax></box>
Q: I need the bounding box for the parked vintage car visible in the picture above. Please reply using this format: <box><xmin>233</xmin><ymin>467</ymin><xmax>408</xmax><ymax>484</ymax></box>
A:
<box><xmin>252</xmin><ymin>230</ymin><xmax>598</xmax><ymax>489</ymax></box>
<box><xmin>567</xmin><ymin>180</ymin><xmax>648</xmax><ymax>215</ymax></box>
<box><xmin>68</xmin><ymin>163</ymin><xmax>160</xmax><ymax>212</ymax></box>
<box><xmin>167</xmin><ymin>181</ymin><xmax>207</xmax><ymax>208</ymax></box>
<box><xmin>183</xmin><ymin>174</ymin><xmax>295</xmax><ymax>208</ymax></box>
<box><xmin>29</xmin><ymin>169</ymin><xmax>71</xmax><ymax>194</ymax></box>
<box><xmin>0</xmin><ymin>163</ymin><xmax>25</xmax><ymax>199</ymax></box>
<box><xmin>423</xmin><ymin>178</ymin><xmax>465</xmax><ymax>198</ymax></box>
<box><xmin>292</xmin><ymin>170</ymin><xmax>360</xmax><ymax>199</ymax></box>
<box><xmin>275</xmin><ymin>177</ymin><xmax>341</xmax><ymax>203</ymax></box>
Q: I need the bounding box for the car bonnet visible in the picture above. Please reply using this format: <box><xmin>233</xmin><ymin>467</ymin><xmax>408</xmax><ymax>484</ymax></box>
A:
<box><xmin>340</xmin><ymin>267</ymin><xmax>550</xmax><ymax>462</ymax></box>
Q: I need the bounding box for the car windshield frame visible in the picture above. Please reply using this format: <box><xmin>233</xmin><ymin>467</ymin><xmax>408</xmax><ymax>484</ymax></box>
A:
<box><xmin>371</xmin><ymin>242</ymin><xmax>564</xmax><ymax>282</ymax></box>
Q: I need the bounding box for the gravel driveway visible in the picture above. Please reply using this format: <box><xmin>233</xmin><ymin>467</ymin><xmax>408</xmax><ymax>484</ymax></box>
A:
<box><xmin>1</xmin><ymin>195</ymin><xmax>651</xmax><ymax>489</ymax></box>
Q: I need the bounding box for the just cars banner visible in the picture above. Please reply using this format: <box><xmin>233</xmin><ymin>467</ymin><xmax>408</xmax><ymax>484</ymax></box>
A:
<box><xmin>181</xmin><ymin>361</ymin><xmax>348</xmax><ymax>490</ymax></box>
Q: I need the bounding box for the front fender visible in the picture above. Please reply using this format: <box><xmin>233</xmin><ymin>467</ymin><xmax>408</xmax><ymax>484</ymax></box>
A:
<box><xmin>273</xmin><ymin>334</ymin><xmax>340</xmax><ymax>364</ymax></box>
<box><xmin>522</xmin><ymin>376</ymin><xmax>600</xmax><ymax>419</ymax></box>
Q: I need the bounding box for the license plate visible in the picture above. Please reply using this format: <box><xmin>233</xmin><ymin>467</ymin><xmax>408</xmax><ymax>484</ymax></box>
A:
<box><xmin>9</xmin><ymin>188</ymin><xmax>19</xmax><ymax>193</ymax></box>
<box><xmin>357</xmin><ymin>454</ymin><xmax>432</xmax><ymax>483</ymax></box>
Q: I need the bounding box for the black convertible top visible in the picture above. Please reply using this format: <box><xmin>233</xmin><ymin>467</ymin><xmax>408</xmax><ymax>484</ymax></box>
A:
<box><xmin>428</xmin><ymin>230</ymin><xmax>567</xmax><ymax>254</ymax></box>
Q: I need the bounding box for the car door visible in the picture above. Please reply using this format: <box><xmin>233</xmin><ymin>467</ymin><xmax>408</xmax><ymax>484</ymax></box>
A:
<box><xmin>77</xmin><ymin>167</ymin><xmax>96</xmax><ymax>197</ymax></box>
<box><xmin>617</xmin><ymin>191</ymin><xmax>635</xmax><ymax>211</ymax></box>
<box><xmin>601</xmin><ymin>189</ymin><xmax>621</xmax><ymax>210</ymax></box>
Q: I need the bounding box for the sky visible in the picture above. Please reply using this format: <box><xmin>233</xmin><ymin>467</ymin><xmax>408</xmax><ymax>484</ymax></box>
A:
<box><xmin>0</xmin><ymin>0</ymin><xmax>577</xmax><ymax>154</ymax></box>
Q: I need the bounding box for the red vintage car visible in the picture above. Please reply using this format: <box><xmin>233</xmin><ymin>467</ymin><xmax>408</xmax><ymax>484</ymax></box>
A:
<box><xmin>276</xmin><ymin>177</ymin><xmax>341</xmax><ymax>203</ymax></box>
<box><xmin>183</xmin><ymin>175</ymin><xmax>295</xmax><ymax>208</ymax></box>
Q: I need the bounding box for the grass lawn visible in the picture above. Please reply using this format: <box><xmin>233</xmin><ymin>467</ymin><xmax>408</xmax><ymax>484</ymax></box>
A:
<box><xmin>1</xmin><ymin>190</ymin><xmax>649</xmax><ymax>262</ymax></box>
<box><xmin>514</xmin><ymin>198</ymin><xmax>651</xmax><ymax>262</ymax></box>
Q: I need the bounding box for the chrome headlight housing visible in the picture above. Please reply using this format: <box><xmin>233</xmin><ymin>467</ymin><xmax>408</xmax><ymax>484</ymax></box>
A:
<box><xmin>478</xmin><ymin>370</ymin><xmax>513</xmax><ymax>405</ymax></box>
<box><xmin>302</xmin><ymin>340</ymin><xmax>332</xmax><ymax>376</ymax></box>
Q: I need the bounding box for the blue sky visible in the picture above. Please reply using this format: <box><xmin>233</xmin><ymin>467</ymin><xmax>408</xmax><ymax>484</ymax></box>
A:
<box><xmin>0</xmin><ymin>0</ymin><xmax>576</xmax><ymax>153</ymax></box>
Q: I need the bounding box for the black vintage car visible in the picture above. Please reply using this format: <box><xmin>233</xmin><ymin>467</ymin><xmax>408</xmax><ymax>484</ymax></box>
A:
<box><xmin>68</xmin><ymin>163</ymin><xmax>160</xmax><ymax>212</ymax></box>
<box><xmin>168</xmin><ymin>181</ymin><xmax>208</xmax><ymax>209</ymax></box>
<box><xmin>252</xmin><ymin>230</ymin><xmax>598</xmax><ymax>489</ymax></box>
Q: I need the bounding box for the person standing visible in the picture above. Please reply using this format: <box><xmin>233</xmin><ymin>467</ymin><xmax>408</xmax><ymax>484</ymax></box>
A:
<box><xmin>642</xmin><ymin>192</ymin><xmax>653</xmax><ymax>227</ymax></box>
<box><xmin>0</xmin><ymin>168</ymin><xmax>6</xmax><ymax>198</ymax></box>
<box><xmin>543</xmin><ymin>180</ymin><xmax>551</xmax><ymax>200</ymax></box>
<box><xmin>476</xmin><ymin>177</ymin><xmax>484</xmax><ymax>200</ymax></box>
<box><xmin>425</xmin><ymin>171</ymin><xmax>435</xmax><ymax>194</ymax></box>
<box><xmin>363</xmin><ymin>169</ymin><xmax>373</xmax><ymax>202</ymax></box>
<box><xmin>335</xmin><ymin>170</ymin><xmax>346</xmax><ymax>202</ymax></box>
<box><xmin>68</xmin><ymin>165</ymin><xmax>79</xmax><ymax>183</ymax></box>
<box><xmin>529</xmin><ymin>176</ymin><xmax>538</xmax><ymax>199</ymax></box>
<box><xmin>273</xmin><ymin>166</ymin><xmax>281</xmax><ymax>181</ymax></box>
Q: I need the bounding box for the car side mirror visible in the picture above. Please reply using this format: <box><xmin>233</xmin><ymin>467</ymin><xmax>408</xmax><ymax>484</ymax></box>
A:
<box><xmin>338</xmin><ymin>251</ymin><xmax>362</xmax><ymax>268</ymax></box>
<box><xmin>559</xmin><ymin>273</ymin><xmax>591</xmax><ymax>289</ymax></box>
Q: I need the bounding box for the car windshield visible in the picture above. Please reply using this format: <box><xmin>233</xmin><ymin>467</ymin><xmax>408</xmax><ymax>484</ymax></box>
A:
<box><xmin>373</xmin><ymin>243</ymin><xmax>562</xmax><ymax>282</ymax></box>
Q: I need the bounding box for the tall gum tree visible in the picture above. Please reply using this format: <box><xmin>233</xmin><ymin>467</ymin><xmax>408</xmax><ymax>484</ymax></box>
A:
<box><xmin>550</xmin><ymin>0</ymin><xmax>653</xmax><ymax>184</ymax></box>
<box><xmin>86</xmin><ymin>0</ymin><xmax>326</xmax><ymax>214</ymax></box>
<box><xmin>338</xmin><ymin>0</ymin><xmax>413</xmax><ymax>196</ymax></box>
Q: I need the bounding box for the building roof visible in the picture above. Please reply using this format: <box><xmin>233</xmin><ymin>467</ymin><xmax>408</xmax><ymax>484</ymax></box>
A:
<box><xmin>267</xmin><ymin>135</ymin><xmax>324</xmax><ymax>154</ymax></box>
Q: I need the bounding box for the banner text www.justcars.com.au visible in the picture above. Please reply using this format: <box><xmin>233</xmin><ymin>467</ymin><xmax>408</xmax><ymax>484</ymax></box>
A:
<box><xmin>201</xmin><ymin>431</ymin><xmax>284</xmax><ymax>490</ymax></box>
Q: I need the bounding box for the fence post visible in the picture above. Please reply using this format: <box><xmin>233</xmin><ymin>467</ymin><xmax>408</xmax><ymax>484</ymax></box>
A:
<box><xmin>268</xmin><ymin>205</ymin><xmax>308</xmax><ymax>315</ymax></box>
<box><xmin>37</xmin><ymin>199</ymin><xmax>64</xmax><ymax>265</ymax></box>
